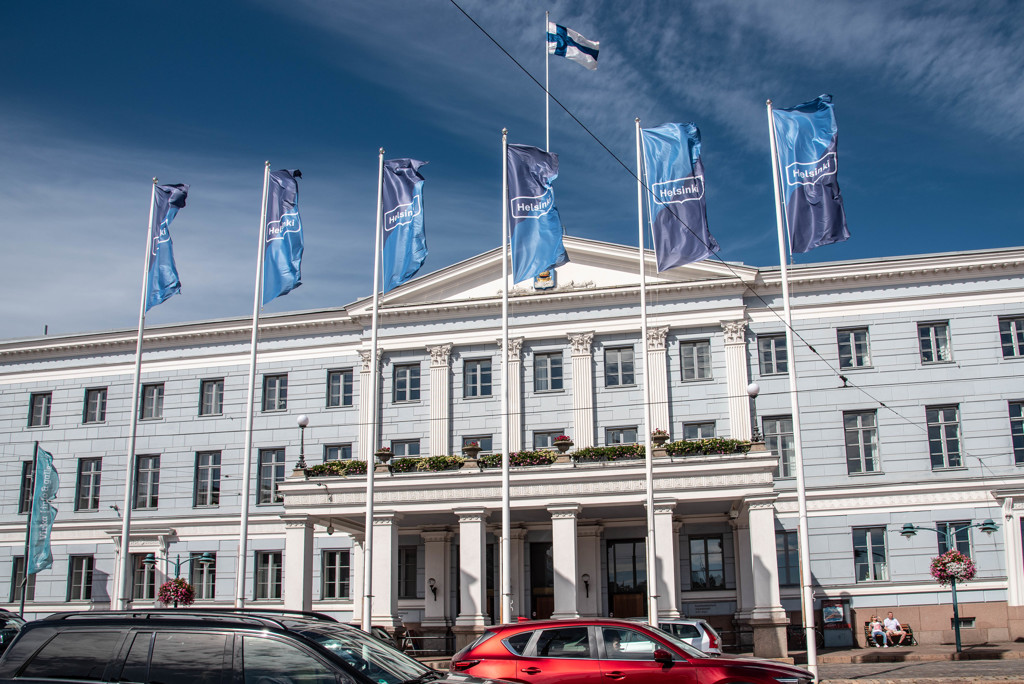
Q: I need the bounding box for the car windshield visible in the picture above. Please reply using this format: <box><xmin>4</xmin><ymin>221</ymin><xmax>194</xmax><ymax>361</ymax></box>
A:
<box><xmin>642</xmin><ymin>624</ymin><xmax>710</xmax><ymax>658</ymax></box>
<box><xmin>295</xmin><ymin>622</ymin><xmax>436</xmax><ymax>684</ymax></box>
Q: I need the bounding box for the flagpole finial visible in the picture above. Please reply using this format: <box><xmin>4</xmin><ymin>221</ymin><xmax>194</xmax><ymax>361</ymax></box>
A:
<box><xmin>635</xmin><ymin>117</ymin><xmax>640</xmax><ymax>124</ymax></box>
<box><xmin>379</xmin><ymin>147</ymin><xmax>385</xmax><ymax>156</ymax></box>
<box><xmin>766</xmin><ymin>99</ymin><xmax>773</xmax><ymax>106</ymax></box>
<box><xmin>152</xmin><ymin>177</ymin><xmax>158</xmax><ymax>185</ymax></box>
<box><xmin>264</xmin><ymin>160</ymin><xmax>270</xmax><ymax>168</ymax></box>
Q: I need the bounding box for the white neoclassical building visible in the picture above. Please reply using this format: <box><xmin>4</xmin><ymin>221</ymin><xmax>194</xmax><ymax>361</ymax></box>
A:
<box><xmin>2</xmin><ymin>237</ymin><xmax>1024</xmax><ymax>657</ymax></box>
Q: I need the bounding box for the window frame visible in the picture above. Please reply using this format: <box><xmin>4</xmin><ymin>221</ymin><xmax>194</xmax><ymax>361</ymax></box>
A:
<box><xmin>28</xmin><ymin>391</ymin><xmax>52</xmax><ymax>428</ymax></box>
<box><xmin>397</xmin><ymin>545</ymin><xmax>419</xmax><ymax>599</ymax></box>
<box><xmin>463</xmin><ymin>435</ymin><xmax>493</xmax><ymax>453</ymax></box>
<box><xmin>683</xmin><ymin>422</ymin><xmax>716</xmax><ymax>441</ymax></box>
<box><xmin>606</xmin><ymin>427</ymin><xmax>638</xmax><ymax>445</ymax></box>
<box><xmin>534</xmin><ymin>351</ymin><xmax>564</xmax><ymax>392</ymax></box>
<box><xmin>322</xmin><ymin>549</ymin><xmax>350</xmax><ymax>599</ymax></box>
<box><xmin>1011</xmin><ymin>401</ymin><xmax>1024</xmax><ymax>466</ymax></box>
<box><xmin>199</xmin><ymin>378</ymin><xmax>224</xmax><ymax>416</ymax></box>
<box><xmin>844</xmin><ymin>409</ymin><xmax>880</xmax><ymax>474</ymax></box>
<box><xmin>194</xmin><ymin>450</ymin><xmax>221</xmax><ymax>508</ymax></box>
<box><xmin>75</xmin><ymin>458</ymin><xmax>102</xmax><ymax>511</ymax></box>
<box><xmin>758</xmin><ymin>334</ymin><xmax>788</xmax><ymax>376</ymax></box>
<box><xmin>67</xmin><ymin>555</ymin><xmax>94</xmax><ymax>602</ymax></box>
<box><xmin>679</xmin><ymin>339</ymin><xmax>713</xmax><ymax>382</ymax></box>
<box><xmin>604</xmin><ymin>346</ymin><xmax>635</xmax><ymax>387</ymax></box>
<box><xmin>257</xmin><ymin>448</ymin><xmax>287</xmax><ymax>505</ymax></box>
<box><xmin>534</xmin><ymin>431</ymin><xmax>565</xmax><ymax>450</ymax></box>
<box><xmin>918</xmin><ymin>321</ymin><xmax>953</xmax><ymax>364</ymax></box>
<box><xmin>324</xmin><ymin>444</ymin><xmax>353</xmax><ymax>462</ymax></box>
<box><xmin>776</xmin><ymin>530</ymin><xmax>799</xmax><ymax>587</ymax></box>
<box><xmin>134</xmin><ymin>454</ymin><xmax>160</xmax><ymax>510</ymax></box>
<box><xmin>83</xmin><ymin>387</ymin><xmax>107</xmax><ymax>424</ymax></box>
<box><xmin>688</xmin><ymin>535</ymin><xmax>725</xmax><ymax>591</ymax></box>
<box><xmin>10</xmin><ymin>556</ymin><xmax>36</xmax><ymax>603</ymax></box>
<box><xmin>853</xmin><ymin>526</ymin><xmax>888</xmax><ymax>583</ymax></box>
<box><xmin>463</xmin><ymin>358</ymin><xmax>493</xmax><ymax>398</ymax></box>
<box><xmin>326</xmin><ymin>368</ymin><xmax>354</xmax><ymax>408</ymax></box>
<box><xmin>255</xmin><ymin>551</ymin><xmax>283</xmax><ymax>600</ymax></box>
<box><xmin>937</xmin><ymin>521</ymin><xmax>972</xmax><ymax>557</ymax></box>
<box><xmin>261</xmin><ymin>374</ymin><xmax>288</xmax><ymax>412</ymax></box>
<box><xmin>1000</xmin><ymin>316</ymin><xmax>1024</xmax><ymax>359</ymax></box>
<box><xmin>393</xmin><ymin>363</ymin><xmax>421</xmax><ymax>403</ymax></box>
<box><xmin>140</xmin><ymin>383</ymin><xmax>165</xmax><ymax>420</ymax></box>
<box><xmin>18</xmin><ymin>460</ymin><xmax>35</xmax><ymax>515</ymax></box>
<box><xmin>763</xmin><ymin>415</ymin><xmax>794</xmax><ymax>479</ymax></box>
<box><xmin>390</xmin><ymin>440</ymin><xmax>421</xmax><ymax>458</ymax></box>
<box><xmin>837</xmin><ymin>327</ymin><xmax>872</xmax><ymax>369</ymax></box>
<box><xmin>927</xmin><ymin>404</ymin><xmax>963</xmax><ymax>469</ymax></box>
<box><xmin>190</xmin><ymin>552</ymin><xmax>216</xmax><ymax>600</ymax></box>
<box><xmin>132</xmin><ymin>553</ymin><xmax>157</xmax><ymax>600</ymax></box>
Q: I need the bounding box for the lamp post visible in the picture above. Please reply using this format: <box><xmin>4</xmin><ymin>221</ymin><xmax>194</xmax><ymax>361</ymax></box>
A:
<box><xmin>142</xmin><ymin>552</ymin><xmax>215</xmax><ymax>607</ymax></box>
<box><xmin>898</xmin><ymin>519</ymin><xmax>999</xmax><ymax>652</ymax></box>
<box><xmin>296</xmin><ymin>414</ymin><xmax>309</xmax><ymax>470</ymax></box>
<box><xmin>746</xmin><ymin>382</ymin><xmax>761</xmax><ymax>441</ymax></box>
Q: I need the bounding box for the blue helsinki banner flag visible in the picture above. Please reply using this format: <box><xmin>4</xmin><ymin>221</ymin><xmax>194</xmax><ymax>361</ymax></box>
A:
<box><xmin>145</xmin><ymin>183</ymin><xmax>189</xmax><ymax>311</ymax></box>
<box><xmin>381</xmin><ymin>159</ymin><xmax>428</xmax><ymax>293</ymax></box>
<box><xmin>642</xmin><ymin>123</ymin><xmax>719</xmax><ymax>271</ymax></box>
<box><xmin>507</xmin><ymin>144</ymin><xmax>569</xmax><ymax>284</ymax></box>
<box><xmin>772</xmin><ymin>94</ymin><xmax>850</xmax><ymax>254</ymax></box>
<box><xmin>262</xmin><ymin>169</ymin><xmax>304</xmax><ymax>306</ymax></box>
<box><xmin>547</xmin><ymin>22</ymin><xmax>599</xmax><ymax>70</ymax></box>
<box><xmin>27</xmin><ymin>445</ymin><xmax>59</xmax><ymax>575</ymax></box>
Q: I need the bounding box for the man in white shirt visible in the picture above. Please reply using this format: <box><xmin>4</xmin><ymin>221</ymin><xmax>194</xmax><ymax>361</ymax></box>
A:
<box><xmin>884</xmin><ymin>611</ymin><xmax>908</xmax><ymax>646</ymax></box>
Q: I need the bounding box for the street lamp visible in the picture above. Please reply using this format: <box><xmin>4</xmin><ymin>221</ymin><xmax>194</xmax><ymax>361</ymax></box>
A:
<box><xmin>898</xmin><ymin>519</ymin><xmax>999</xmax><ymax>652</ymax></box>
<box><xmin>142</xmin><ymin>552</ymin><xmax>215</xmax><ymax>579</ymax></box>
<box><xmin>746</xmin><ymin>382</ymin><xmax>761</xmax><ymax>441</ymax></box>
<box><xmin>296</xmin><ymin>414</ymin><xmax>309</xmax><ymax>470</ymax></box>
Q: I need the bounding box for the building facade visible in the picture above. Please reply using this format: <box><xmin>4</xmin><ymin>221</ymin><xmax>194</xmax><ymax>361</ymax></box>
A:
<box><xmin>2</xmin><ymin>237</ymin><xmax>1023</xmax><ymax>655</ymax></box>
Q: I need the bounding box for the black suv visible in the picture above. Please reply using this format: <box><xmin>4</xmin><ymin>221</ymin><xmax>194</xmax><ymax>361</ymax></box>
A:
<box><xmin>0</xmin><ymin>610</ymin><xmax>476</xmax><ymax>684</ymax></box>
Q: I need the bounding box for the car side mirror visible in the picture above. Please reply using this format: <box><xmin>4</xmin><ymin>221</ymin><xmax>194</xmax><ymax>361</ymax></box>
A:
<box><xmin>652</xmin><ymin>648</ymin><xmax>672</xmax><ymax>664</ymax></box>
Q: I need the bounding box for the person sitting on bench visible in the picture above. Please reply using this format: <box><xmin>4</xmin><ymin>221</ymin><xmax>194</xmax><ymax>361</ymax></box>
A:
<box><xmin>869</xmin><ymin>616</ymin><xmax>889</xmax><ymax>647</ymax></box>
<box><xmin>884</xmin><ymin>611</ymin><xmax>908</xmax><ymax>646</ymax></box>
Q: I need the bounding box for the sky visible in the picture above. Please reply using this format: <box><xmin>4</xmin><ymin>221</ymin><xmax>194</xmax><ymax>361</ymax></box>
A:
<box><xmin>2</xmin><ymin>0</ymin><xmax>1023</xmax><ymax>341</ymax></box>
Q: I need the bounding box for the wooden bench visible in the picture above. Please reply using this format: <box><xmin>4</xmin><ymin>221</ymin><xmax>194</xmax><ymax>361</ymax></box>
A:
<box><xmin>863</xmin><ymin>621</ymin><xmax>916</xmax><ymax>646</ymax></box>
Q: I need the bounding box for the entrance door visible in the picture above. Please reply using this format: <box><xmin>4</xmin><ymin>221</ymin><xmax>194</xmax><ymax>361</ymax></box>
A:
<box><xmin>530</xmin><ymin>542</ymin><xmax>554</xmax><ymax>619</ymax></box>
<box><xmin>607</xmin><ymin>540</ymin><xmax>647</xmax><ymax>618</ymax></box>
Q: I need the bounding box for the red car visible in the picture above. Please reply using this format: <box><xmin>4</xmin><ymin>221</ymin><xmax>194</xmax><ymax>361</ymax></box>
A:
<box><xmin>451</xmin><ymin>619</ymin><xmax>812</xmax><ymax>684</ymax></box>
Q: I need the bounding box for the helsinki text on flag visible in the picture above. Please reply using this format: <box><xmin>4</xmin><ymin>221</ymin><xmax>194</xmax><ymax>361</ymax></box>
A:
<box><xmin>507</xmin><ymin>144</ymin><xmax>569</xmax><ymax>284</ymax></box>
<box><xmin>381</xmin><ymin>159</ymin><xmax>428</xmax><ymax>293</ymax></box>
<box><xmin>146</xmin><ymin>183</ymin><xmax>189</xmax><ymax>311</ymax></box>
<box><xmin>642</xmin><ymin>123</ymin><xmax>719</xmax><ymax>271</ymax></box>
<box><xmin>547</xmin><ymin>22</ymin><xmax>599</xmax><ymax>70</ymax></box>
<box><xmin>263</xmin><ymin>169</ymin><xmax>304</xmax><ymax>306</ymax></box>
<box><xmin>772</xmin><ymin>94</ymin><xmax>850</xmax><ymax>253</ymax></box>
<box><xmin>27</xmin><ymin>445</ymin><xmax>59</xmax><ymax>575</ymax></box>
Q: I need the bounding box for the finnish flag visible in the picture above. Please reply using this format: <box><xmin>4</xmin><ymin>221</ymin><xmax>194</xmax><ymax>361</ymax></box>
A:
<box><xmin>547</xmin><ymin>22</ymin><xmax>599</xmax><ymax>70</ymax></box>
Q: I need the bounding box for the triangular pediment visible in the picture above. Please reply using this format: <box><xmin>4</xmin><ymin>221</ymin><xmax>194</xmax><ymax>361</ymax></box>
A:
<box><xmin>347</xmin><ymin>236</ymin><xmax>757</xmax><ymax>314</ymax></box>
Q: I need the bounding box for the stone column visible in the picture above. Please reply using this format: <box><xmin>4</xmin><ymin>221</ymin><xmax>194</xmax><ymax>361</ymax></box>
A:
<box><xmin>282</xmin><ymin>515</ymin><xmax>314</xmax><ymax>611</ymax></box>
<box><xmin>721</xmin><ymin>321</ymin><xmax>752</xmax><ymax>440</ymax></box>
<box><xmin>371</xmin><ymin>512</ymin><xmax>401</xmax><ymax>628</ymax></box>
<box><xmin>427</xmin><ymin>344</ymin><xmax>452</xmax><ymax>456</ymax></box>
<box><xmin>567</xmin><ymin>332</ymin><xmax>595</xmax><ymax>448</ymax></box>
<box><xmin>549</xmin><ymin>504</ymin><xmax>581</xmax><ymax>619</ymax></box>
<box><xmin>731</xmin><ymin>516</ymin><xmax>755</xmax><ymax>649</ymax></box>
<box><xmin>454</xmin><ymin>508</ymin><xmax>488</xmax><ymax>648</ymax></box>
<box><xmin>646</xmin><ymin>327</ymin><xmax>670</xmax><ymax>437</ymax></box>
<box><xmin>358</xmin><ymin>349</ymin><xmax>383</xmax><ymax>460</ymax></box>
<box><xmin>509</xmin><ymin>526</ymin><xmax>528</xmax><ymax>619</ymax></box>
<box><xmin>421</xmin><ymin>528</ymin><xmax>453</xmax><ymax>630</ymax></box>
<box><xmin>503</xmin><ymin>338</ymin><xmax>524</xmax><ymax>452</ymax></box>
<box><xmin>746</xmin><ymin>495</ymin><xmax>788</xmax><ymax>658</ymax></box>
<box><xmin>577</xmin><ymin>524</ymin><xmax>603</xmax><ymax>617</ymax></box>
<box><xmin>350</xmin><ymin>534</ymin><xmax>365</xmax><ymax>610</ymax></box>
<box><xmin>995</xmin><ymin>493</ymin><xmax>1023</xmax><ymax>607</ymax></box>
<box><xmin>652</xmin><ymin>500</ymin><xmax>681</xmax><ymax>619</ymax></box>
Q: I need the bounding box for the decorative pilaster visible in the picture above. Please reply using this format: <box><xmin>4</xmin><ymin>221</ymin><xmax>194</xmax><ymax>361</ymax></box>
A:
<box><xmin>454</xmin><ymin>508</ymin><xmax>489</xmax><ymax>648</ymax></box>
<box><xmin>652</xmin><ymin>500</ymin><xmax>681</xmax><ymax>619</ymax></box>
<box><xmin>549</xmin><ymin>504</ymin><xmax>581</xmax><ymax>619</ymax></box>
<box><xmin>358</xmin><ymin>349</ymin><xmax>383</xmax><ymax>461</ymax></box>
<box><xmin>282</xmin><ymin>516</ymin><xmax>314</xmax><ymax>611</ymax></box>
<box><xmin>567</xmin><ymin>332</ymin><xmax>595</xmax><ymax>448</ymax></box>
<box><xmin>498</xmin><ymin>337</ymin><xmax>524</xmax><ymax>452</ymax></box>
<box><xmin>721</xmin><ymin>321</ymin><xmax>752</xmax><ymax>440</ymax></box>
<box><xmin>421</xmin><ymin>528</ymin><xmax>454</xmax><ymax>629</ymax></box>
<box><xmin>427</xmin><ymin>344</ymin><xmax>452</xmax><ymax>456</ymax></box>
<box><xmin>576</xmin><ymin>524</ymin><xmax>603</xmax><ymax>617</ymax></box>
<box><xmin>646</xmin><ymin>327</ymin><xmax>670</xmax><ymax>436</ymax></box>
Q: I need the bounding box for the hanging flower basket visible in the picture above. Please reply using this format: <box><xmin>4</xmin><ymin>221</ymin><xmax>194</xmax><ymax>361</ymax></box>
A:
<box><xmin>930</xmin><ymin>549</ymin><xmax>977</xmax><ymax>586</ymax></box>
<box><xmin>157</xmin><ymin>577</ymin><xmax>196</xmax><ymax>607</ymax></box>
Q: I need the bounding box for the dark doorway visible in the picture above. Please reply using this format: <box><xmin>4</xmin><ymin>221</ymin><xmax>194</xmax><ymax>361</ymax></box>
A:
<box><xmin>529</xmin><ymin>542</ymin><xmax>554</xmax><ymax>619</ymax></box>
<box><xmin>607</xmin><ymin>539</ymin><xmax>647</xmax><ymax>618</ymax></box>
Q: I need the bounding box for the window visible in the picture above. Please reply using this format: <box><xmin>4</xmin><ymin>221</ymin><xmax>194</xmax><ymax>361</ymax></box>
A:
<box><xmin>600</xmin><ymin>626</ymin><xmax>661</xmax><ymax>660</ymax></box>
<box><xmin>75</xmin><ymin>458</ymin><xmax>102</xmax><ymax>511</ymax></box>
<box><xmin>255</xmin><ymin>551</ymin><xmax>283</xmax><ymax>600</ymax></box>
<box><xmin>19</xmin><ymin>631</ymin><xmax>123</xmax><ymax>681</ymax></box>
<box><xmin>776</xmin><ymin>531</ymin><xmax>799</xmax><ymax>587</ymax></box>
<box><xmin>134</xmin><ymin>455</ymin><xmax>160</xmax><ymax>509</ymax></box>
<box><xmin>1000</xmin><ymin>316</ymin><xmax>1024</xmax><ymax>358</ymax></box>
<box><xmin>67</xmin><ymin>555</ymin><xmax>93</xmax><ymax>601</ymax></box>
<box><xmin>18</xmin><ymin>461</ymin><xmax>34</xmax><ymax>514</ymax></box>
<box><xmin>10</xmin><ymin>557</ymin><xmax>35</xmax><ymax>602</ymax></box>
<box><xmin>763</xmin><ymin>416</ymin><xmax>794</xmax><ymax>478</ymax></box>
<box><xmin>853</xmin><ymin>527</ymin><xmax>888</xmax><ymax>582</ymax></box>
<box><xmin>838</xmin><ymin>328</ymin><xmax>871</xmax><ymax>369</ymax></box>
<box><xmin>322</xmin><ymin>550</ymin><xmax>350</xmax><ymax>599</ymax></box>
<box><xmin>391</xmin><ymin>440</ymin><xmax>420</xmax><ymax>457</ymax></box>
<box><xmin>194</xmin><ymin>451</ymin><xmax>221</xmax><ymax>507</ymax></box>
<box><xmin>242</xmin><ymin>635</ymin><xmax>337</xmax><ymax>683</ymax></box>
<box><xmin>919</xmin><ymin>322</ymin><xmax>953</xmax><ymax>364</ymax></box>
<box><xmin>1011</xmin><ymin>402</ymin><xmax>1024</xmax><ymax>466</ymax></box>
<box><xmin>199</xmin><ymin>378</ymin><xmax>224</xmax><ymax>416</ymax></box>
<box><xmin>758</xmin><ymin>334</ymin><xmax>788</xmax><ymax>375</ymax></box>
<box><xmin>937</xmin><ymin>521</ymin><xmax>972</xmax><ymax>556</ymax></box>
<box><xmin>534</xmin><ymin>431</ymin><xmax>564</xmax><ymax>450</ymax></box>
<box><xmin>140</xmin><ymin>383</ymin><xmax>164</xmax><ymax>420</ymax></box>
<box><xmin>393</xmin><ymin>364</ymin><xmax>421</xmax><ymax>402</ymax></box>
<box><xmin>262</xmin><ymin>374</ymin><xmax>288</xmax><ymax>411</ymax></box>
<box><xmin>324</xmin><ymin>444</ymin><xmax>352</xmax><ymax>461</ymax></box>
<box><xmin>327</xmin><ymin>369</ymin><xmax>353</xmax><ymax>408</ymax></box>
<box><xmin>683</xmin><ymin>422</ymin><xmax>716</xmax><ymax>440</ymax></box>
<box><xmin>534</xmin><ymin>352</ymin><xmax>564</xmax><ymax>391</ymax></box>
<box><xmin>463</xmin><ymin>435</ymin><xmax>493</xmax><ymax>452</ymax></box>
<box><xmin>680</xmin><ymin>340</ymin><xmax>712</xmax><ymax>381</ymax></box>
<box><xmin>844</xmin><ymin>410</ymin><xmax>880</xmax><ymax>474</ymax></box>
<box><xmin>140</xmin><ymin>632</ymin><xmax>229</xmax><ymax>684</ymax></box>
<box><xmin>464</xmin><ymin>359</ymin><xmax>492</xmax><ymax>398</ymax></box>
<box><xmin>535</xmin><ymin>626</ymin><xmax>593</xmax><ymax>658</ymax></box>
<box><xmin>28</xmin><ymin>392</ymin><xmax>51</xmax><ymax>427</ymax></box>
<box><xmin>83</xmin><ymin>387</ymin><xmax>107</xmax><ymax>423</ymax></box>
<box><xmin>190</xmin><ymin>552</ymin><xmax>216</xmax><ymax>600</ymax></box>
<box><xmin>606</xmin><ymin>427</ymin><xmax>637</xmax><ymax>445</ymax></box>
<box><xmin>258</xmin><ymin>448</ymin><xmax>286</xmax><ymax>504</ymax></box>
<box><xmin>927</xmin><ymin>405</ymin><xmax>962</xmax><ymax>469</ymax></box>
<box><xmin>689</xmin><ymin>536</ymin><xmax>724</xmax><ymax>590</ymax></box>
<box><xmin>132</xmin><ymin>553</ymin><xmax>156</xmax><ymax>599</ymax></box>
<box><xmin>398</xmin><ymin>546</ymin><xmax>419</xmax><ymax>599</ymax></box>
<box><xmin>605</xmin><ymin>347</ymin><xmax>635</xmax><ymax>387</ymax></box>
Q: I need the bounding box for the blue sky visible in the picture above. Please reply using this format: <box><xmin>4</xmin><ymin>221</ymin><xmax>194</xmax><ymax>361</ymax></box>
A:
<box><xmin>2</xmin><ymin>1</ymin><xmax>1022</xmax><ymax>340</ymax></box>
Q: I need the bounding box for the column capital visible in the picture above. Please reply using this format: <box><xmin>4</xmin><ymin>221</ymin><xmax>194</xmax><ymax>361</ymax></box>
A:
<box><xmin>647</xmin><ymin>326</ymin><xmax>669</xmax><ymax>352</ymax></box>
<box><xmin>427</xmin><ymin>343</ymin><xmax>453</xmax><ymax>367</ymax></box>
<box><xmin>743</xmin><ymin>494</ymin><xmax>779</xmax><ymax>512</ymax></box>
<box><xmin>650</xmin><ymin>499</ymin><xmax>677</xmax><ymax>516</ymax></box>
<box><xmin>567</xmin><ymin>332</ymin><xmax>594</xmax><ymax>355</ymax></box>
<box><xmin>358</xmin><ymin>348</ymin><xmax>384</xmax><ymax>371</ymax></box>
<box><xmin>421</xmin><ymin>528</ymin><xmax>454</xmax><ymax>543</ymax></box>
<box><xmin>455</xmin><ymin>508</ymin><xmax>488</xmax><ymax>523</ymax></box>
<box><xmin>577</xmin><ymin>524</ymin><xmax>604</xmax><ymax>538</ymax></box>
<box><xmin>510</xmin><ymin>526</ymin><xmax>529</xmax><ymax>540</ymax></box>
<box><xmin>282</xmin><ymin>515</ymin><xmax>313</xmax><ymax>531</ymax></box>
<box><xmin>720</xmin><ymin>320</ymin><xmax>748</xmax><ymax>345</ymax></box>
<box><xmin>496</xmin><ymin>337</ymin><xmax>524</xmax><ymax>361</ymax></box>
<box><xmin>548</xmin><ymin>503</ymin><xmax>582</xmax><ymax>519</ymax></box>
<box><xmin>373</xmin><ymin>511</ymin><xmax>401</xmax><ymax>526</ymax></box>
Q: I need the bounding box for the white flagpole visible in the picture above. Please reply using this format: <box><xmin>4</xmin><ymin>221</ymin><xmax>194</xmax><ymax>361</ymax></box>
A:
<box><xmin>545</xmin><ymin>11</ymin><xmax>550</xmax><ymax>152</ymax></box>
<box><xmin>235</xmin><ymin>161</ymin><xmax>271</xmax><ymax>608</ymax></box>
<box><xmin>362</xmin><ymin>149</ymin><xmax>385</xmax><ymax>631</ymax></box>
<box><xmin>767</xmin><ymin>100</ymin><xmax>818</xmax><ymax>678</ymax></box>
<box><xmin>500</xmin><ymin>129</ymin><xmax>512</xmax><ymax>624</ymax></box>
<box><xmin>635</xmin><ymin>120</ymin><xmax>659</xmax><ymax>625</ymax></box>
<box><xmin>115</xmin><ymin>178</ymin><xmax>158</xmax><ymax>609</ymax></box>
